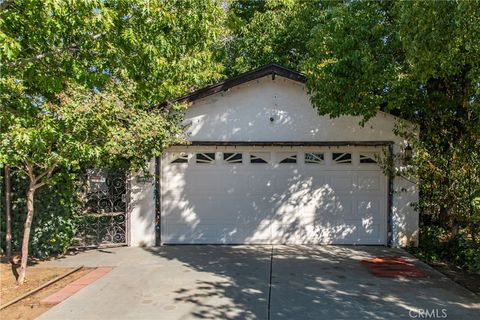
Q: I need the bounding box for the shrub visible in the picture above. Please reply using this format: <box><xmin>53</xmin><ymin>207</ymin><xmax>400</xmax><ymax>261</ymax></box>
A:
<box><xmin>409</xmin><ymin>226</ymin><xmax>480</xmax><ymax>273</ymax></box>
<box><xmin>445</xmin><ymin>235</ymin><xmax>480</xmax><ymax>273</ymax></box>
<box><xmin>1</xmin><ymin>169</ymin><xmax>79</xmax><ymax>258</ymax></box>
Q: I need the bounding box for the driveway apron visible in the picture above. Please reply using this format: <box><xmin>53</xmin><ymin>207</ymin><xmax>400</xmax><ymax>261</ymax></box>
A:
<box><xmin>38</xmin><ymin>246</ymin><xmax>480</xmax><ymax>320</ymax></box>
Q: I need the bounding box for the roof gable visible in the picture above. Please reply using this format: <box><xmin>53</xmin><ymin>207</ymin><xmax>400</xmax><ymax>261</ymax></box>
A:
<box><xmin>182</xmin><ymin>75</ymin><xmax>403</xmax><ymax>144</ymax></box>
<box><xmin>163</xmin><ymin>63</ymin><xmax>407</xmax><ymax>122</ymax></box>
<box><xmin>167</xmin><ymin>63</ymin><xmax>305</xmax><ymax>106</ymax></box>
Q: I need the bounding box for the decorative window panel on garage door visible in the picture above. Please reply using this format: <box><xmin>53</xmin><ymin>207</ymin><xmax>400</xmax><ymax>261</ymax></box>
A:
<box><xmin>161</xmin><ymin>146</ymin><xmax>387</xmax><ymax>245</ymax></box>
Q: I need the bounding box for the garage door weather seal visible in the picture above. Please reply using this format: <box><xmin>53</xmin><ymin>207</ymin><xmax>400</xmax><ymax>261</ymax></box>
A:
<box><xmin>181</xmin><ymin>141</ymin><xmax>394</xmax><ymax>147</ymax></box>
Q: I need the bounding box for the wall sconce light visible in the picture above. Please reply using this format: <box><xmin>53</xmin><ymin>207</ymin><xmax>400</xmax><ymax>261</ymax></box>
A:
<box><xmin>404</xmin><ymin>144</ymin><xmax>413</xmax><ymax>163</ymax></box>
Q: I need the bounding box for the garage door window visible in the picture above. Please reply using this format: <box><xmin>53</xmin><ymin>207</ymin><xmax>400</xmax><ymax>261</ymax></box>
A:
<box><xmin>250</xmin><ymin>153</ymin><xmax>269</xmax><ymax>164</ymax></box>
<box><xmin>305</xmin><ymin>153</ymin><xmax>324</xmax><ymax>164</ymax></box>
<box><xmin>171</xmin><ymin>153</ymin><xmax>189</xmax><ymax>164</ymax></box>
<box><xmin>224</xmin><ymin>153</ymin><xmax>243</xmax><ymax>164</ymax></box>
<box><xmin>278</xmin><ymin>153</ymin><xmax>297</xmax><ymax>164</ymax></box>
<box><xmin>360</xmin><ymin>154</ymin><xmax>378</xmax><ymax>164</ymax></box>
<box><xmin>333</xmin><ymin>152</ymin><xmax>352</xmax><ymax>164</ymax></box>
<box><xmin>196</xmin><ymin>153</ymin><xmax>216</xmax><ymax>164</ymax></box>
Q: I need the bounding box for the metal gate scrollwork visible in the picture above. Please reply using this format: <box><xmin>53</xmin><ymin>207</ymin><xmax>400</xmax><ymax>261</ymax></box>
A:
<box><xmin>72</xmin><ymin>168</ymin><xmax>129</xmax><ymax>248</ymax></box>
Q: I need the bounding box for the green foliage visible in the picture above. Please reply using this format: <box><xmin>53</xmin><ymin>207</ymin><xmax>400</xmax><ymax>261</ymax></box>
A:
<box><xmin>1</xmin><ymin>0</ymin><xmax>224</xmax><ymax>174</ymax></box>
<box><xmin>407</xmin><ymin>226</ymin><xmax>444</xmax><ymax>263</ymax></box>
<box><xmin>303</xmin><ymin>1</ymin><xmax>480</xmax><ymax>121</ymax></box>
<box><xmin>409</xmin><ymin>136</ymin><xmax>480</xmax><ymax>240</ymax></box>
<box><xmin>222</xmin><ymin>0</ymin><xmax>320</xmax><ymax>76</ymax></box>
<box><xmin>1</xmin><ymin>169</ymin><xmax>79</xmax><ymax>258</ymax></box>
<box><xmin>1</xmin><ymin>79</ymin><xmax>185</xmax><ymax>178</ymax></box>
<box><xmin>227</xmin><ymin>0</ymin><xmax>480</xmax><ymax>271</ymax></box>
<box><xmin>0</xmin><ymin>0</ymin><xmax>224</xmax><ymax>270</ymax></box>
<box><xmin>1</xmin><ymin>0</ymin><xmax>224</xmax><ymax>103</ymax></box>
<box><xmin>304</xmin><ymin>0</ymin><xmax>480</xmax><ymax>265</ymax></box>
<box><xmin>305</xmin><ymin>1</ymin><xmax>397</xmax><ymax>120</ymax></box>
<box><xmin>445</xmin><ymin>235</ymin><xmax>480</xmax><ymax>273</ymax></box>
<box><xmin>409</xmin><ymin>226</ymin><xmax>480</xmax><ymax>273</ymax></box>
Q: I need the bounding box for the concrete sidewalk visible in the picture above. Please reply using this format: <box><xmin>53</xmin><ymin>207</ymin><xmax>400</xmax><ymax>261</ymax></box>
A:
<box><xmin>38</xmin><ymin>246</ymin><xmax>480</xmax><ymax>320</ymax></box>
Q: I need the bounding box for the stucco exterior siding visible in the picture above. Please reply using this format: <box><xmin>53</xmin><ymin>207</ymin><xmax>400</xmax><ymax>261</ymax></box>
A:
<box><xmin>128</xmin><ymin>75</ymin><xmax>419</xmax><ymax>247</ymax></box>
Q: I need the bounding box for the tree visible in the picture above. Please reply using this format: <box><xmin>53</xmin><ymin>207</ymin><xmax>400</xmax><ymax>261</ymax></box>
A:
<box><xmin>302</xmin><ymin>1</ymin><xmax>480</xmax><ymax>242</ymax></box>
<box><xmin>225</xmin><ymin>0</ymin><xmax>480</xmax><ymax>259</ymax></box>
<box><xmin>221</xmin><ymin>0</ymin><xmax>321</xmax><ymax>76</ymax></box>
<box><xmin>3</xmin><ymin>165</ymin><xmax>12</xmax><ymax>261</ymax></box>
<box><xmin>0</xmin><ymin>0</ymin><xmax>223</xmax><ymax>284</ymax></box>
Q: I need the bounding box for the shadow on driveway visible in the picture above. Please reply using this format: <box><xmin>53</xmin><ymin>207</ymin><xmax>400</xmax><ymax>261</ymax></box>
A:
<box><xmin>38</xmin><ymin>245</ymin><xmax>479</xmax><ymax>320</ymax></box>
<box><xmin>142</xmin><ymin>245</ymin><xmax>480</xmax><ymax>320</ymax></box>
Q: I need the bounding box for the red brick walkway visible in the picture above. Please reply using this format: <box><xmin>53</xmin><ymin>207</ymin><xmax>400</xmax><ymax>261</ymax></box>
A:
<box><xmin>41</xmin><ymin>267</ymin><xmax>113</xmax><ymax>306</ymax></box>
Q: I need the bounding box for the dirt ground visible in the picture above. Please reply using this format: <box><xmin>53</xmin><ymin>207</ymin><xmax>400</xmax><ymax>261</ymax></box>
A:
<box><xmin>0</xmin><ymin>262</ymin><xmax>92</xmax><ymax>320</ymax></box>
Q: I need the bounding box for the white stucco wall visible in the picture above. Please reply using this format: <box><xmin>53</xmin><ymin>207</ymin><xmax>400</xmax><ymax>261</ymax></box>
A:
<box><xmin>185</xmin><ymin>76</ymin><xmax>400</xmax><ymax>143</ymax></box>
<box><xmin>129</xmin><ymin>75</ymin><xmax>419</xmax><ymax>247</ymax></box>
<box><xmin>392</xmin><ymin>177</ymin><xmax>419</xmax><ymax>246</ymax></box>
<box><xmin>128</xmin><ymin>159</ymin><xmax>156</xmax><ymax>247</ymax></box>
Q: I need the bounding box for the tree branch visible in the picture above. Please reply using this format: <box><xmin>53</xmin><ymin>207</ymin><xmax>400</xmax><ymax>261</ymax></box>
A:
<box><xmin>32</xmin><ymin>181</ymin><xmax>47</xmax><ymax>190</ymax></box>
<box><xmin>24</xmin><ymin>162</ymin><xmax>35</xmax><ymax>183</ymax></box>
<box><xmin>33</xmin><ymin>163</ymin><xmax>57</xmax><ymax>186</ymax></box>
<box><xmin>0</xmin><ymin>0</ymin><xmax>15</xmax><ymax>11</ymax></box>
<box><xmin>6</xmin><ymin>31</ymin><xmax>107</xmax><ymax>68</ymax></box>
<box><xmin>7</xmin><ymin>46</ymin><xmax>80</xmax><ymax>68</ymax></box>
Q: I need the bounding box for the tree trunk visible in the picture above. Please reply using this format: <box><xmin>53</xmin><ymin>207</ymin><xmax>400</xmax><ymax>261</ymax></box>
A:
<box><xmin>4</xmin><ymin>165</ymin><xmax>12</xmax><ymax>260</ymax></box>
<box><xmin>16</xmin><ymin>184</ymin><xmax>35</xmax><ymax>284</ymax></box>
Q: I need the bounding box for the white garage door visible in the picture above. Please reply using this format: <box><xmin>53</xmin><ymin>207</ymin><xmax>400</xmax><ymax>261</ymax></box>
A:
<box><xmin>161</xmin><ymin>146</ymin><xmax>387</xmax><ymax>245</ymax></box>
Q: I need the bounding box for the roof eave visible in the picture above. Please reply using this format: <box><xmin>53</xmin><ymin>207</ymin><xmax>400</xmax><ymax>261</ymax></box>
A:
<box><xmin>160</xmin><ymin>63</ymin><xmax>306</xmax><ymax>108</ymax></box>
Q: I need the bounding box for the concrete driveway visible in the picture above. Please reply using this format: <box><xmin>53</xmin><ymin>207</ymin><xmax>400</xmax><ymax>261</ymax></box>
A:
<box><xmin>38</xmin><ymin>246</ymin><xmax>479</xmax><ymax>320</ymax></box>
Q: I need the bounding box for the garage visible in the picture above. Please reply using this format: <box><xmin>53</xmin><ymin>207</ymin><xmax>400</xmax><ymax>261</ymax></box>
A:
<box><xmin>161</xmin><ymin>146</ymin><xmax>387</xmax><ymax>245</ymax></box>
<box><xmin>128</xmin><ymin>64</ymin><xmax>418</xmax><ymax>247</ymax></box>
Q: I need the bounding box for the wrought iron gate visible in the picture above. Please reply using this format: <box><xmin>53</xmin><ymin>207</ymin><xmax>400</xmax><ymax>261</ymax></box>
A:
<box><xmin>72</xmin><ymin>168</ymin><xmax>129</xmax><ymax>248</ymax></box>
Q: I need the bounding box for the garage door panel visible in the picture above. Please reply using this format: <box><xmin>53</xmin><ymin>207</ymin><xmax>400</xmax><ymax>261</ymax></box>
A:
<box><xmin>162</xmin><ymin>224</ymin><xmax>247</xmax><ymax>244</ymax></box>
<box><xmin>357</xmin><ymin>197</ymin><xmax>384</xmax><ymax>219</ymax></box>
<box><xmin>270</xmin><ymin>224</ymin><xmax>314</xmax><ymax>244</ymax></box>
<box><xmin>356</xmin><ymin>172</ymin><xmax>383</xmax><ymax>192</ymax></box>
<box><xmin>271</xmin><ymin>223</ymin><xmax>362</xmax><ymax>244</ymax></box>
<box><xmin>166</xmin><ymin>222</ymin><xmax>272</xmax><ymax>244</ymax></box>
<box><xmin>272</xmin><ymin>210</ymin><xmax>316</xmax><ymax>225</ymax></box>
<box><xmin>164</xmin><ymin>199</ymin><xmax>276</xmax><ymax>224</ymax></box>
<box><xmin>357</xmin><ymin>221</ymin><xmax>381</xmax><ymax>241</ymax></box>
<box><xmin>248</xmin><ymin>174</ymin><xmax>276</xmax><ymax>193</ymax></box>
<box><xmin>269</xmin><ymin>174</ymin><xmax>303</xmax><ymax>193</ymax></box>
<box><xmin>332</xmin><ymin>198</ymin><xmax>354</xmax><ymax>216</ymax></box>
<box><xmin>329</xmin><ymin>175</ymin><xmax>354</xmax><ymax>192</ymax></box>
<box><xmin>311</xmin><ymin>197</ymin><xmax>354</xmax><ymax>219</ymax></box>
<box><xmin>162</xmin><ymin>174</ymin><xmax>187</xmax><ymax>191</ymax></box>
<box><xmin>292</xmin><ymin>176</ymin><xmax>328</xmax><ymax>197</ymax></box>
<box><xmin>163</xmin><ymin>167</ymin><xmax>188</xmax><ymax>178</ymax></box>
<box><xmin>274</xmin><ymin>200</ymin><xmax>305</xmax><ymax>216</ymax></box>
<box><xmin>311</xmin><ymin>221</ymin><xmax>358</xmax><ymax>244</ymax></box>
<box><xmin>162</xmin><ymin>147</ymin><xmax>387</xmax><ymax>245</ymax></box>
<box><xmin>185</xmin><ymin>173</ymin><xmax>249</xmax><ymax>195</ymax></box>
<box><xmin>162</xmin><ymin>202</ymin><xmax>197</xmax><ymax>224</ymax></box>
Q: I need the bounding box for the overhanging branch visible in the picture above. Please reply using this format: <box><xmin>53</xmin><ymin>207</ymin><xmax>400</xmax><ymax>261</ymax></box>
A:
<box><xmin>6</xmin><ymin>32</ymin><xmax>107</xmax><ymax>68</ymax></box>
<box><xmin>7</xmin><ymin>46</ymin><xmax>79</xmax><ymax>68</ymax></box>
<box><xmin>0</xmin><ymin>0</ymin><xmax>14</xmax><ymax>11</ymax></box>
<box><xmin>33</xmin><ymin>163</ymin><xmax>57</xmax><ymax>186</ymax></box>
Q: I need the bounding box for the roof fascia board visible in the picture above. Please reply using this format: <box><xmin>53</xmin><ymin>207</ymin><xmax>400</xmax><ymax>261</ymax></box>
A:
<box><xmin>162</xmin><ymin>63</ymin><xmax>306</xmax><ymax>107</ymax></box>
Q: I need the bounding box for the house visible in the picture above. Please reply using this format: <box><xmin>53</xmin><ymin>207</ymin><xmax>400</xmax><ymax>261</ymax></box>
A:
<box><xmin>128</xmin><ymin>64</ymin><xmax>418</xmax><ymax>247</ymax></box>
